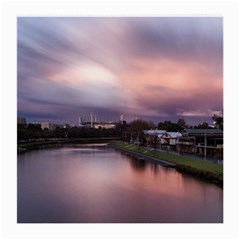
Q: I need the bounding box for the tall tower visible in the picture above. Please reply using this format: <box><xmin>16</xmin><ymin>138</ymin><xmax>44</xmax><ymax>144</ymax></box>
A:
<box><xmin>79</xmin><ymin>116</ymin><xmax>83</xmax><ymax>127</ymax></box>
<box><xmin>91</xmin><ymin>112</ymin><xmax>93</xmax><ymax>128</ymax></box>
<box><xmin>120</xmin><ymin>113</ymin><xmax>124</xmax><ymax>122</ymax></box>
<box><xmin>120</xmin><ymin>113</ymin><xmax>124</xmax><ymax>124</ymax></box>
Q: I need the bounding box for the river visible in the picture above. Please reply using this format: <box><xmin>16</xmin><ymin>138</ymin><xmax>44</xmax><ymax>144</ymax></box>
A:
<box><xmin>17</xmin><ymin>144</ymin><xmax>223</xmax><ymax>223</ymax></box>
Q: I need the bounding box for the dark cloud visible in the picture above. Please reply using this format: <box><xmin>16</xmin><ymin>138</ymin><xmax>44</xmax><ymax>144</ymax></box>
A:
<box><xmin>128</xmin><ymin>17</ymin><xmax>223</xmax><ymax>65</ymax></box>
<box><xmin>17</xmin><ymin>17</ymin><xmax>223</xmax><ymax>125</ymax></box>
<box><xmin>18</xmin><ymin>18</ymin><xmax>74</xmax><ymax>52</ymax></box>
<box><xmin>133</xmin><ymin>85</ymin><xmax>223</xmax><ymax>119</ymax></box>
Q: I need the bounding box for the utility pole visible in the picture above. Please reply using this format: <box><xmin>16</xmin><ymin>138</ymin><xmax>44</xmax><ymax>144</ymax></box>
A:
<box><xmin>204</xmin><ymin>131</ymin><xmax>207</xmax><ymax>160</ymax></box>
<box><xmin>177</xmin><ymin>138</ymin><xmax>180</xmax><ymax>155</ymax></box>
<box><xmin>138</xmin><ymin>131</ymin><xmax>140</xmax><ymax>147</ymax></box>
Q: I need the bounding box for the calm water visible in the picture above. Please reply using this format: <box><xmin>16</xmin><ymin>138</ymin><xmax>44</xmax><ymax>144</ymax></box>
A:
<box><xmin>17</xmin><ymin>144</ymin><xmax>223</xmax><ymax>223</ymax></box>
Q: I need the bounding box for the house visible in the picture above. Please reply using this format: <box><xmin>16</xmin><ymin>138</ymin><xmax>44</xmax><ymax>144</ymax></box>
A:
<box><xmin>160</xmin><ymin>132</ymin><xmax>182</xmax><ymax>150</ymax></box>
<box><xmin>143</xmin><ymin>130</ymin><xmax>166</xmax><ymax>147</ymax></box>
<box><xmin>181</xmin><ymin>128</ymin><xmax>223</xmax><ymax>137</ymax></box>
<box><xmin>178</xmin><ymin>128</ymin><xmax>223</xmax><ymax>158</ymax></box>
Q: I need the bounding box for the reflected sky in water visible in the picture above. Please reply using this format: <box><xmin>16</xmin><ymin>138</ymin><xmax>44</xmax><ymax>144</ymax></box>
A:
<box><xmin>18</xmin><ymin>145</ymin><xmax>223</xmax><ymax>223</ymax></box>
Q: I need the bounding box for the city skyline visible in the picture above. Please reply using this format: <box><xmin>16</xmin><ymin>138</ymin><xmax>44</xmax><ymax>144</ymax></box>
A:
<box><xmin>17</xmin><ymin>17</ymin><xmax>223</xmax><ymax>125</ymax></box>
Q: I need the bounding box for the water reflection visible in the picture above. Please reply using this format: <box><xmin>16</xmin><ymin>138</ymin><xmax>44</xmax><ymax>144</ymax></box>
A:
<box><xmin>129</xmin><ymin>156</ymin><xmax>147</xmax><ymax>171</ymax></box>
<box><xmin>149</xmin><ymin>163</ymin><xmax>160</xmax><ymax>174</ymax></box>
<box><xmin>18</xmin><ymin>144</ymin><xmax>223</xmax><ymax>223</ymax></box>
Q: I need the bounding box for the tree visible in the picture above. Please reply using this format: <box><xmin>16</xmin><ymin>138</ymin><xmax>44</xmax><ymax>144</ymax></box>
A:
<box><xmin>158</xmin><ymin>120</ymin><xmax>183</xmax><ymax>132</ymax></box>
<box><xmin>126</xmin><ymin>120</ymin><xmax>155</xmax><ymax>144</ymax></box>
<box><xmin>212</xmin><ymin>110</ymin><xmax>223</xmax><ymax>130</ymax></box>
<box><xmin>177</xmin><ymin>118</ymin><xmax>187</xmax><ymax>129</ymax></box>
<box><xmin>194</xmin><ymin>122</ymin><xmax>209</xmax><ymax>129</ymax></box>
<box><xmin>128</xmin><ymin>119</ymin><xmax>155</xmax><ymax>132</ymax></box>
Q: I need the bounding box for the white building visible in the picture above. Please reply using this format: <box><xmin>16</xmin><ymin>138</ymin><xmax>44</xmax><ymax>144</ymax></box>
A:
<box><xmin>41</xmin><ymin>122</ymin><xmax>50</xmax><ymax>130</ymax></box>
<box><xmin>160</xmin><ymin>132</ymin><xmax>182</xmax><ymax>145</ymax></box>
<box><xmin>93</xmin><ymin>122</ymin><xmax>116</xmax><ymax>129</ymax></box>
<box><xmin>143</xmin><ymin>130</ymin><xmax>166</xmax><ymax>135</ymax></box>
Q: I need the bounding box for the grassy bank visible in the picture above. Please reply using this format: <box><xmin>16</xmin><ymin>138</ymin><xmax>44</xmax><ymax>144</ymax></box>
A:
<box><xmin>112</xmin><ymin>141</ymin><xmax>223</xmax><ymax>186</ymax></box>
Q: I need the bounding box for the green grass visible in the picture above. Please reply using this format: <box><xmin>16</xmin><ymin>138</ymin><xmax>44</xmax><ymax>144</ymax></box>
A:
<box><xmin>113</xmin><ymin>141</ymin><xmax>223</xmax><ymax>181</ymax></box>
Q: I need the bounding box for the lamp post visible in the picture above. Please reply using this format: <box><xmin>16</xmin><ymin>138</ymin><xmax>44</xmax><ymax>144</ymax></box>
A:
<box><xmin>204</xmin><ymin>130</ymin><xmax>207</xmax><ymax>160</ymax></box>
<box><xmin>138</xmin><ymin>131</ymin><xmax>140</xmax><ymax>147</ymax></box>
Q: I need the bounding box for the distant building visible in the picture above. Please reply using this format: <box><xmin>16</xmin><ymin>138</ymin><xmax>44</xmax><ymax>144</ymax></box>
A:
<box><xmin>93</xmin><ymin>122</ymin><xmax>116</xmax><ymax>129</ymax></box>
<box><xmin>78</xmin><ymin>121</ymin><xmax>116</xmax><ymax>129</ymax></box>
<box><xmin>40</xmin><ymin>122</ymin><xmax>57</xmax><ymax>130</ymax></box>
<box><xmin>78</xmin><ymin>113</ymin><xmax>118</xmax><ymax>129</ymax></box>
<box><xmin>41</xmin><ymin>122</ymin><xmax>69</xmax><ymax>130</ymax></box>
<box><xmin>41</xmin><ymin>122</ymin><xmax>50</xmax><ymax>130</ymax></box>
<box><xmin>17</xmin><ymin>116</ymin><xmax>27</xmax><ymax>124</ymax></box>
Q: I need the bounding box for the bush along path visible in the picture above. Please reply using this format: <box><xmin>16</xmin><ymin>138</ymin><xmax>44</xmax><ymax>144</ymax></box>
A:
<box><xmin>111</xmin><ymin>141</ymin><xmax>223</xmax><ymax>187</ymax></box>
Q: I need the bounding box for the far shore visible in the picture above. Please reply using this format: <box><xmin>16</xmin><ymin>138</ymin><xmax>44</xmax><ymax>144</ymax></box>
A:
<box><xmin>17</xmin><ymin>137</ymin><xmax>120</xmax><ymax>153</ymax></box>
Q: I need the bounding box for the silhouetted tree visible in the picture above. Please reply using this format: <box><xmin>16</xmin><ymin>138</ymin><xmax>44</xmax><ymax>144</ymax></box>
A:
<box><xmin>126</xmin><ymin>120</ymin><xmax>154</xmax><ymax>144</ymax></box>
<box><xmin>158</xmin><ymin>121</ymin><xmax>183</xmax><ymax>132</ymax></box>
<box><xmin>177</xmin><ymin>118</ymin><xmax>187</xmax><ymax>128</ymax></box>
<box><xmin>129</xmin><ymin>119</ymin><xmax>155</xmax><ymax>132</ymax></box>
<box><xmin>194</xmin><ymin>122</ymin><xmax>209</xmax><ymax>129</ymax></box>
<box><xmin>212</xmin><ymin>110</ymin><xmax>223</xmax><ymax>130</ymax></box>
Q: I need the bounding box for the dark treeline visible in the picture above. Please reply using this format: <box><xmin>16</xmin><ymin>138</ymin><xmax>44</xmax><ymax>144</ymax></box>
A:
<box><xmin>18</xmin><ymin>112</ymin><xmax>223</xmax><ymax>143</ymax></box>
<box><xmin>17</xmin><ymin>124</ymin><xmax>125</xmax><ymax>143</ymax></box>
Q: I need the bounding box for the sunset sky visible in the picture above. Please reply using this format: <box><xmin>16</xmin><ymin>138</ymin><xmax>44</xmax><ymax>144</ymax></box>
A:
<box><xmin>17</xmin><ymin>17</ymin><xmax>223</xmax><ymax>125</ymax></box>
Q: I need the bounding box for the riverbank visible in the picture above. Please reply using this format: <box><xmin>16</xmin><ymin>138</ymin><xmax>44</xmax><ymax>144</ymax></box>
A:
<box><xmin>17</xmin><ymin>137</ymin><xmax>120</xmax><ymax>153</ymax></box>
<box><xmin>111</xmin><ymin>141</ymin><xmax>223</xmax><ymax>187</ymax></box>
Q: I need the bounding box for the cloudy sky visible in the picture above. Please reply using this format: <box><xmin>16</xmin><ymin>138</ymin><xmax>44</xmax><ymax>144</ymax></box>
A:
<box><xmin>17</xmin><ymin>17</ymin><xmax>223</xmax><ymax>125</ymax></box>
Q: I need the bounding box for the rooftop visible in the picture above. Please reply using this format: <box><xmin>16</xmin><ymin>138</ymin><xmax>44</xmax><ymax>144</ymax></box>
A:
<box><xmin>182</xmin><ymin>128</ymin><xmax>223</xmax><ymax>135</ymax></box>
